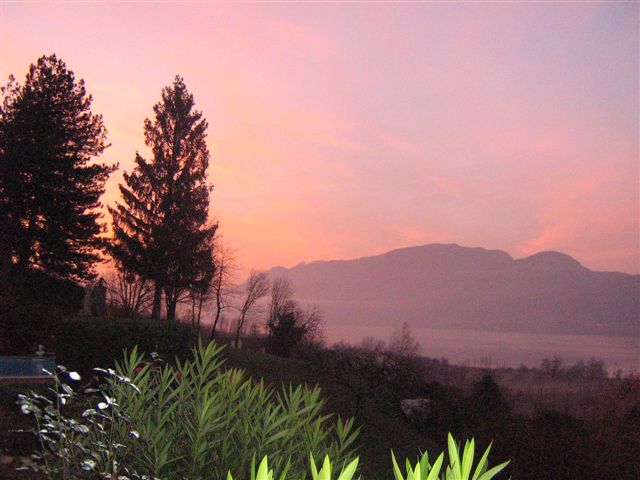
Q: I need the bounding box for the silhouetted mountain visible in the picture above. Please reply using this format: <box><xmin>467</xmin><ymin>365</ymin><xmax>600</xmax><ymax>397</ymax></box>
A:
<box><xmin>264</xmin><ymin>244</ymin><xmax>640</xmax><ymax>336</ymax></box>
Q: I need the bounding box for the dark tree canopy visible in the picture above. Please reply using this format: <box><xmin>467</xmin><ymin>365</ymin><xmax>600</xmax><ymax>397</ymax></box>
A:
<box><xmin>0</xmin><ymin>54</ymin><xmax>115</xmax><ymax>284</ymax></box>
<box><xmin>266</xmin><ymin>301</ymin><xmax>323</xmax><ymax>358</ymax></box>
<box><xmin>109</xmin><ymin>76</ymin><xmax>216</xmax><ymax>320</ymax></box>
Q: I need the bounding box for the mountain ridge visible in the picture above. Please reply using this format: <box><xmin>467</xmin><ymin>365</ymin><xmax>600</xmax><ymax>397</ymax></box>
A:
<box><xmin>275</xmin><ymin>243</ymin><xmax>635</xmax><ymax>274</ymax></box>
<box><xmin>263</xmin><ymin>243</ymin><xmax>639</xmax><ymax>337</ymax></box>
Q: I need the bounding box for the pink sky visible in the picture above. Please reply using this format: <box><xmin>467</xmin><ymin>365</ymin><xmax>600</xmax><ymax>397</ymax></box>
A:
<box><xmin>2</xmin><ymin>2</ymin><xmax>638</xmax><ymax>274</ymax></box>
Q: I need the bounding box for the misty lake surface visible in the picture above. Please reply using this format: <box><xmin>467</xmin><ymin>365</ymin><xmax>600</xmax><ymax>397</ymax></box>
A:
<box><xmin>325</xmin><ymin>325</ymin><xmax>640</xmax><ymax>373</ymax></box>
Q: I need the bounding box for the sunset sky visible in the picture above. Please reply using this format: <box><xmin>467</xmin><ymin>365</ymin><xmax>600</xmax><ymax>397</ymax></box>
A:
<box><xmin>2</xmin><ymin>2</ymin><xmax>638</xmax><ymax>274</ymax></box>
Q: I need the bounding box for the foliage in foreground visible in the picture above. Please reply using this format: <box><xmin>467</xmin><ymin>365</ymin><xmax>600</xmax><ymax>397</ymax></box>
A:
<box><xmin>16</xmin><ymin>341</ymin><xmax>509</xmax><ymax>480</ymax></box>
<box><xmin>224</xmin><ymin>439</ymin><xmax>508</xmax><ymax>480</ymax></box>
<box><xmin>17</xmin><ymin>341</ymin><xmax>359</xmax><ymax>479</ymax></box>
<box><xmin>391</xmin><ymin>435</ymin><xmax>509</xmax><ymax>480</ymax></box>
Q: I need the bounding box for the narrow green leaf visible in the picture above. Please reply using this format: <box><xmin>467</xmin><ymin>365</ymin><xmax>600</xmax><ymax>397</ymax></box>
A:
<box><xmin>391</xmin><ymin>451</ymin><xmax>405</xmax><ymax>480</ymax></box>
<box><xmin>413</xmin><ymin>462</ymin><xmax>421</xmax><ymax>480</ymax></box>
<box><xmin>251</xmin><ymin>455</ymin><xmax>257</xmax><ymax>480</ymax></box>
<box><xmin>477</xmin><ymin>460</ymin><xmax>510</xmax><ymax>480</ymax></box>
<box><xmin>419</xmin><ymin>451</ymin><xmax>429</xmax><ymax>479</ymax></box>
<box><xmin>448</xmin><ymin>433</ymin><xmax>462</xmax><ymax>480</ymax></box>
<box><xmin>461</xmin><ymin>438</ymin><xmax>475</xmax><ymax>480</ymax></box>
<box><xmin>320</xmin><ymin>455</ymin><xmax>332</xmax><ymax>480</ymax></box>
<box><xmin>426</xmin><ymin>452</ymin><xmax>444</xmax><ymax>480</ymax></box>
<box><xmin>337</xmin><ymin>457</ymin><xmax>359</xmax><ymax>480</ymax></box>
<box><xmin>310</xmin><ymin>453</ymin><xmax>319</xmax><ymax>479</ymax></box>
<box><xmin>256</xmin><ymin>456</ymin><xmax>270</xmax><ymax>480</ymax></box>
<box><xmin>471</xmin><ymin>443</ymin><xmax>492</xmax><ymax>480</ymax></box>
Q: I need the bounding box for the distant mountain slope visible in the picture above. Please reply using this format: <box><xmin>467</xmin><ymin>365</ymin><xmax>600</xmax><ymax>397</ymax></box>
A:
<box><xmin>264</xmin><ymin>244</ymin><xmax>640</xmax><ymax>336</ymax></box>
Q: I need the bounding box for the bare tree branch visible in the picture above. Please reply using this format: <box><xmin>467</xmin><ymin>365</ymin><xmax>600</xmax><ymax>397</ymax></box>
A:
<box><xmin>267</xmin><ymin>277</ymin><xmax>294</xmax><ymax>335</ymax></box>
<box><xmin>210</xmin><ymin>238</ymin><xmax>239</xmax><ymax>337</ymax></box>
<box><xmin>105</xmin><ymin>264</ymin><xmax>154</xmax><ymax>319</ymax></box>
<box><xmin>234</xmin><ymin>269</ymin><xmax>270</xmax><ymax>347</ymax></box>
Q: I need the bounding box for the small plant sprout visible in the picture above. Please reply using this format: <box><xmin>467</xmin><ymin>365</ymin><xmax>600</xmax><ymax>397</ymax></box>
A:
<box><xmin>391</xmin><ymin>434</ymin><xmax>508</xmax><ymax>480</ymax></box>
<box><xmin>444</xmin><ymin>434</ymin><xmax>509</xmax><ymax>480</ymax></box>
<box><xmin>391</xmin><ymin>449</ymin><xmax>444</xmax><ymax>480</ymax></box>
<box><xmin>310</xmin><ymin>453</ymin><xmax>360</xmax><ymax>480</ymax></box>
<box><xmin>227</xmin><ymin>456</ymin><xmax>285</xmax><ymax>480</ymax></box>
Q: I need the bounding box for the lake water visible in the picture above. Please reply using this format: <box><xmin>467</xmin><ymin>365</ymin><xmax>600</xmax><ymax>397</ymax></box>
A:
<box><xmin>324</xmin><ymin>324</ymin><xmax>640</xmax><ymax>373</ymax></box>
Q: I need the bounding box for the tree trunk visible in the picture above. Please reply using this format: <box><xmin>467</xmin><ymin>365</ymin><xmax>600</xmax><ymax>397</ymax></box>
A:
<box><xmin>191</xmin><ymin>292</ymin><xmax>196</xmax><ymax>327</ymax></box>
<box><xmin>354</xmin><ymin>393</ymin><xmax>364</xmax><ymax>419</ymax></box>
<box><xmin>165</xmin><ymin>291</ymin><xmax>177</xmax><ymax>321</ymax></box>
<box><xmin>210</xmin><ymin>294</ymin><xmax>222</xmax><ymax>339</ymax></box>
<box><xmin>234</xmin><ymin>314</ymin><xmax>245</xmax><ymax>348</ymax></box>
<box><xmin>196</xmin><ymin>293</ymin><xmax>204</xmax><ymax>330</ymax></box>
<box><xmin>151</xmin><ymin>282</ymin><xmax>162</xmax><ymax>319</ymax></box>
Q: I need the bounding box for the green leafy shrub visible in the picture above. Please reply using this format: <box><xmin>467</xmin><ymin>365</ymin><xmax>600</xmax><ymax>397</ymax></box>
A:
<box><xmin>18</xmin><ymin>341</ymin><xmax>359</xmax><ymax>479</ymax></box>
<box><xmin>111</xmin><ymin>342</ymin><xmax>359</xmax><ymax>478</ymax></box>
<box><xmin>16</xmin><ymin>364</ymin><xmax>145</xmax><ymax>479</ymax></box>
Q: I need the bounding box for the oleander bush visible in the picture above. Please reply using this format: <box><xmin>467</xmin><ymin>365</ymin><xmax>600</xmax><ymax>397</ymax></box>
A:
<box><xmin>17</xmin><ymin>341</ymin><xmax>359</xmax><ymax>479</ymax></box>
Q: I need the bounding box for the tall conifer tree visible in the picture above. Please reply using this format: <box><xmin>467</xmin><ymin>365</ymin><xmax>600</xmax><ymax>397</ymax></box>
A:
<box><xmin>109</xmin><ymin>76</ymin><xmax>216</xmax><ymax>320</ymax></box>
<box><xmin>0</xmin><ymin>55</ymin><xmax>114</xmax><ymax>284</ymax></box>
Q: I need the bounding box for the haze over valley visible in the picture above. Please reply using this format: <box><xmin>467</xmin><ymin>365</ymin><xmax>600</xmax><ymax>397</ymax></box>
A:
<box><xmin>264</xmin><ymin>243</ymin><xmax>640</xmax><ymax>369</ymax></box>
